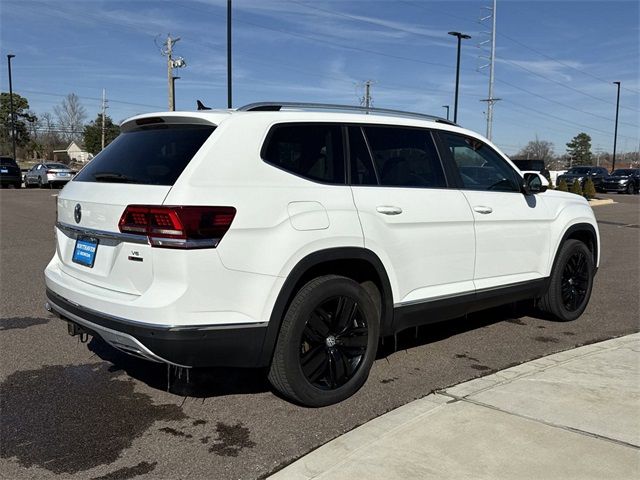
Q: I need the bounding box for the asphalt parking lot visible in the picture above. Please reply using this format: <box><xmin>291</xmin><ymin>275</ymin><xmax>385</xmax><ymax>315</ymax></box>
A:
<box><xmin>1</xmin><ymin>190</ymin><xmax>639</xmax><ymax>480</ymax></box>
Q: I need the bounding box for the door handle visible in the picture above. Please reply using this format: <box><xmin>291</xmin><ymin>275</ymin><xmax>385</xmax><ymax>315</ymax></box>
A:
<box><xmin>473</xmin><ymin>206</ymin><xmax>493</xmax><ymax>214</ymax></box>
<box><xmin>376</xmin><ymin>205</ymin><xmax>403</xmax><ymax>215</ymax></box>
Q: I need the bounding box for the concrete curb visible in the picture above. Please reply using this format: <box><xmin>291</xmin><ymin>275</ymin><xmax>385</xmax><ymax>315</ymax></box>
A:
<box><xmin>589</xmin><ymin>198</ymin><xmax>616</xmax><ymax>206</ymax></box>
<box><xmin>270</xmin><ymin>333</ymin><xmax>640</xmax><ymax>480</ymax></box>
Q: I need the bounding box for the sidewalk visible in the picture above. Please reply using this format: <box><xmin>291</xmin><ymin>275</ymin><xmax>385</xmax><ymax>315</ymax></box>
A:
<box><xmin>270</xmin><ymin>333</ymin><xmax>640</xmax><ymax>480</ymax></box>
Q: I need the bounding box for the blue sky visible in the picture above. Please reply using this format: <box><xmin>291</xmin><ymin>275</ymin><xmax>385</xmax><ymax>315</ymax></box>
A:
<box><xmin>1</xmin><ymin>0</ymin><xmax>638</xmax><ymax>155</ymax></box>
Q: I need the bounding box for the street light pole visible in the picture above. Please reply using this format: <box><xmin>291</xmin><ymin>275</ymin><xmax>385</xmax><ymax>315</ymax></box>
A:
<box><xmin>448</xmin><ymin>31</ymin><xmax>471</xmax><ymax>124</ymax></box>
<box><xmin>442</xmin><ymin>105</ymin><xmax>450</xmax><ymax>121</ymax></box>
<box><xmin>172</xmin><ymin>76</ymin><xmax>180</xmax><ymax>112</ymax></box>
<box><xmin>7</xmin><ymin>54</ymin><xmax>16</xmax><ymax>162</ymax></box>
<box><xmin>612</xmin><ymin>81</ymin><xmax>621</xmax><ymax>172</ymax></box>
<box><xmin>227</xmin><ymin>0</ymin><xmax>232</xmax><ymax>109</ymax></box>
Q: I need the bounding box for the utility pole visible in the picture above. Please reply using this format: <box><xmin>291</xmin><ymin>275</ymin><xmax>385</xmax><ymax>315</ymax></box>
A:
<box><xmin>7</xmin><ymin>54</ymin><xmax>16</xmax><ymax>162</ymax></box>
<box><xmin>227</xmin><ymin>0</ymin><xmax>232</xmax><ymax>108</ymax></box>
<box><xmin>479</xmin><ymin>0</ymin><xmax>498</xmax><ymax>140</ymax></box>
<box><xmin>101</xmin><ymin>88</ymin><xmax>108</xmax><ymax>151</ymax></box>
<box><xmin>363</xmin><ymin>80</ymin><xmax>372</xmax><ymax>109</ymax></box>
<box><xmin>162</xmin><ymin>35</ymin><xmax>186</xmax><ymax>111</ymax></box>
<box><xmin>167</xmin><ymin>35</ymin><xmax>177</xmax><ymax>111</ymax></box>
<box><xmin>612</xmin><ymin>81</ymin><xmax>621</xmax><ymax>172</ymax></box>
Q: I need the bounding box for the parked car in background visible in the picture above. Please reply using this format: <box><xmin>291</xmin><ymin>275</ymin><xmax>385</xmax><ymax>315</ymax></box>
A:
<box><xmin>511</xmin><ymin>159</ymin><xmax>551</xmax><ymax>183</ymax></box>
<box><xmin>556</xmin><ymin>166</ymin><xmax>608</xmax><ymax>189</ymax></box>
<box><xmin>24</xmin><ymin>163</ymin><xmax>75</xmax><ymax>188</ymax></box>
<box><xmin>600</xmin><ymin>168</ymin><xmax>640</xmax><ymax>194</ymax></box>
<box><xmin>0</xmin><ymin>156</ymin><xmax>22</xmax><ymax>188</ymax></box>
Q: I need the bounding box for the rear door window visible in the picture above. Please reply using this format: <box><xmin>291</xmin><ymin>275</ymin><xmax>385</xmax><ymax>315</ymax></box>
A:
<box><xmin>262</xmin><ymin>124</ymin><xmax>345</xmax><ymax>184</ymax></box>
<box><xmin>0</xmin><ymin>157</ymin><xmax>18</xmax><ymax>167</ymax></box>
<box><xmin>361</xmin><ymin>126</ymin><xmax>446</xmax><ymax>188</ymax></box>
<box><xmin>74</xmin><ymin>124</ymin><xmax>215</xmax><ymax>185</ymax></box>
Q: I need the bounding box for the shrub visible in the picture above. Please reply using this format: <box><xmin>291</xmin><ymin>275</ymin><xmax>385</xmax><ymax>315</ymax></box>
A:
<box><xmin>583</xmin><ymin>178</ymin><xmax>597</xmax><ymax>200</ymax></box>
<box><xmin>556</xmin><ymin>179</ymin><xmax>568</xmax><ymax>192</ymax></box>
<box><xmin>570</xmin><ymin>179</ymin><xmax>583</xmax><ymax>196</ymax></box>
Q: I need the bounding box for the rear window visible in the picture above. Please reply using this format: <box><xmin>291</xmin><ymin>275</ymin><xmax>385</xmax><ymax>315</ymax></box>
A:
<box><xmin>45</xmin><ymin>163</ymin><xmax>68</xmax><ymax>169</ymax></box>
<box><xmin>0</xmin><ymin>157</ymin><xmax>18</xmax><ymax>167</ymax></box>
<box><xmin>74</xmin><ymin>124</ymin><xmax>215</xmax><ymax>185</ymax></box>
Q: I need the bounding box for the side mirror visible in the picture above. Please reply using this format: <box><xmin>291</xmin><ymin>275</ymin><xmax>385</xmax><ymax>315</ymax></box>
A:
<box><xmin>521</xmin><ymin>171</ymin><xmax>548</xmax><ymax>195</ymax></box>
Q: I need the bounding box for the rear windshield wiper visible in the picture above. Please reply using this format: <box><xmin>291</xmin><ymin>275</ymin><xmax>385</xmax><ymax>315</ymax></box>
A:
<box><xmin>93</xmin><ymin>172</ymin><xmax>140</xmax><ymax>183</ymax></box>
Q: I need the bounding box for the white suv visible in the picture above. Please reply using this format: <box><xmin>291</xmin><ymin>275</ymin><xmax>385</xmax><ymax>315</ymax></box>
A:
<box><xmin>45</xmin><ymin>102</ymin><xmax>599</xmax><ymax>406</ymax></box>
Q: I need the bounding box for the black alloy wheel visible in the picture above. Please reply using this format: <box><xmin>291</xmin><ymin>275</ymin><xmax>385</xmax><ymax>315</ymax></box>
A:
<box><xmin>300</xmin><ymin>296</ymin><xmax>368</xmax><ymax>390</ymax></box>
<box><xmin>538</xmin><ymin>239</ymin><xmax>594</xmax><ymax>322</ymax></box>
<box><xmin>560</xmin><ymin>249</ymin><xmax>589</xmax><ymax>312</ymax></box>
<box><xmin>268</xmin><ymin>275</ymin><xmax>380</xmax><ymax>407</ymax></box>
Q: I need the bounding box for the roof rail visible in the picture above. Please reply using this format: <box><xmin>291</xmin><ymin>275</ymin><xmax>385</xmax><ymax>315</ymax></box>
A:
<box><xmin>237</xmin><ymin>102</ymin><xmax>459</xmax><ymax>126</ymax></box>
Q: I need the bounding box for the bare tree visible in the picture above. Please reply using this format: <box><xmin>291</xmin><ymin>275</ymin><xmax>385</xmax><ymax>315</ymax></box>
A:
<box><xmin>515</xmin><ymin>135</ymin><xmax>555</xmax><ymax>162</ymax></box>
<box><xmin>53</xmin><ymin>93</ymin><xmax>87</xmax><ymax>143</ymax></box>
<box><xmin>40</xmin><ymin>112</ymin><xmax>63</xmax><ymax>160</ymax></box>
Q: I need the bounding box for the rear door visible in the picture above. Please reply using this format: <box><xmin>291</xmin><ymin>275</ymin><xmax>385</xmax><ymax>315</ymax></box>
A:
<box><xmin>55</xmin><ymin>121</ymin><xmax>216</xmax><ymax>295</ymax></box>
<box><xmin>438</xmin><ymin>131</ymin><xmax>554</xmax><ymax>290</ymax></box>
<box><xmin>349</xmin><ymin>125</ymin><xmax>475</xmax><ymax>305</ymax></box>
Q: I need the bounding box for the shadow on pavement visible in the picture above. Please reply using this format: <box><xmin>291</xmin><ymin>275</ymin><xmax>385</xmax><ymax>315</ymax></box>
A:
<box><xmin>377</xmin><ymin>301</ymin><xmax>541</xmax><ymax>359</ymax></box>
<box><xmin>85</xmin><ymin>301</ymin><xmax>543</xmax><ymax>399</ymax></box>
<box><xmin>87</xmin><ymin>337</ymin><xmax>271</xmax><ymax>398</ymax></box>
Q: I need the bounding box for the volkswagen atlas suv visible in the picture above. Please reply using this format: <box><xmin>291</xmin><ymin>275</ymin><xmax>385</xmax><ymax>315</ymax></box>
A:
<box><xmin>44</xmin><ymin>102</ymin><xmax>599</xmax><ymax>406</ymax></box>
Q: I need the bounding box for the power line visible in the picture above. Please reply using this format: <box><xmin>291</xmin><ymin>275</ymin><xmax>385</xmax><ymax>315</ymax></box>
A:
<box><xmin>399</xmin><ymin>0</ymin><xmax>640</xmax><ymax>108</ymax></box>
<box><xmin>20</xmin><ymin>89</ymin><xmax>164</xmax><ymax>110</ymax></box>
<box><xmin>180</xmin><ymin>2</ymin><xmax>453</xmax><ymax>70</ymax></box>
<box><xmin>498</xmin><ymin>31</ymin><xmax>640</xmax><ymax>96</ymax></box>
<box><xmin>494</xmin><ymin>76</ymin><xmax>638</xmax><ymax>129</ymax></box>
<box><xmin>396</xmin><ymin>0</ymin><xmax>640</xmax><ymax>93</ymax></box>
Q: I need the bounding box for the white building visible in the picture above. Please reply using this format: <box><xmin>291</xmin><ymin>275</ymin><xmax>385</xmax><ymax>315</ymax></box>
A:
<box><xmin>53</xmin><ymin>141</ymin><xmax>94</xmax><ymax>163</ymax></box>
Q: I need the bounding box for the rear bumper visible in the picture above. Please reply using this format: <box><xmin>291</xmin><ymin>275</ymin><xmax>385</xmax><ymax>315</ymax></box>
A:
<box><xmin>0</xmin><ymin>174</ymin><xmax>21</xmax><ymax>184</ymax></box>
<box><xmin>46</xmin><ymin>288</ymin><xmax>268</xmax><ymax>368</ymax></box>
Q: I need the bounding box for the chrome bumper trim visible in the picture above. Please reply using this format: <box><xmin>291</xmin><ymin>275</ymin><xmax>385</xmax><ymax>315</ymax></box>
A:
<box><xmin>56</xmin><ymin>221</ymin><xmax>148</xmax><ymax>245</ymax></box>
<box><xmin>47</xmin><ymin>299</ymin><xmax>190</xmax><ymax>368</ymax></box>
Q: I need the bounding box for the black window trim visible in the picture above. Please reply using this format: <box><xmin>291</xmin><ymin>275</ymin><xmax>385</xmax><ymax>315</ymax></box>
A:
<box><xmin>348</xmin><ymin>123</ymin><xmax>454</xmax><ymax>190</ymax></box>
<box><xmin>434</xmin><ymin>130</ymin><xmax>525</xmax><ymax>194</ymax></box>
<box><xmin>259</xmin><ymin>121</ymin><xmax>348</xmax><ymax>186</ymax></box>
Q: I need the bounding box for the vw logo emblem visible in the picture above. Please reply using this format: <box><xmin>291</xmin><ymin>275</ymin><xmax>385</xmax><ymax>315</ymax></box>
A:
<box><xmin>74</xmin><ymin>204</ymin><xmax>82</xmax><ymax>224</ymax></box>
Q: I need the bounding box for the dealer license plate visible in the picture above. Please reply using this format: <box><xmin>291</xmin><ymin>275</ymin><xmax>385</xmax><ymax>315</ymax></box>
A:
<box><xmin>72</xmin><ymin>236</ymin><xmax>98</xmax><ymax>268</ymax></box>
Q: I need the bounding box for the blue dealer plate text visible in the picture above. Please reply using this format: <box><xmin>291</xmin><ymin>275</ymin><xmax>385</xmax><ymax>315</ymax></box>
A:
<box><xmin>72</xmin><ymin>237</ymin><xmax>98</xmax><ymax>268</ymax></box>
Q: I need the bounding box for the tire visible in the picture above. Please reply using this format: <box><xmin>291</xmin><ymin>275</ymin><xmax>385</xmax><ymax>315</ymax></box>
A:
<box><xmin>13</xmin><ymin>182</ymin><xmax>21</xmax><ymax>189</ymax></box>
<box><xmin>37</xmin><ymin>178</ymin><xmax>43</xmax><ymax>188</ymax></box>
<box><xmin>538</xmin><ymin>239</ymin><xmax>594</xmax><ymax>322</ymax></box>
<box><xmin>268</xmin><ymin>275</ymin><xmax>380</xmax><ymax>407</ymax></box>
<box><xmin>626</xmin><ymin>183</ymin><xmax>634</xmax><ymax>195</ymax></box>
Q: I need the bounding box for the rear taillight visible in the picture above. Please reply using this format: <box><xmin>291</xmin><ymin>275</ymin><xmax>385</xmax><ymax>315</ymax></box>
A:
<box><xmin>118</xmin><ymin>205</ymin><xmax>236</xmax><ymax>249</ymax></box>
<box><xmin>46</xmin><ymin>170</ymin><xmax>54</xmax><ymax>174</ymax></box>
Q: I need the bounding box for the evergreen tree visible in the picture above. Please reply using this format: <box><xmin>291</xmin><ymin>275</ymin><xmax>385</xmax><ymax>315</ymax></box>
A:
<box><xmin>583</xmin><ymin>178</ymin><xmax>597</xmax><ymax>199</ymax></box>
<box><xmin>570</xmin><ymin>179</ymin><xmax>583</xmax><ymax>196</ymax></box>
<box><xmin>83</xmin><ymin>114</ymin><xmax>120</xmax><ymax>154</ymax></box>
<box><xmin>566</xmin><ymin>133</ymin><xmax>593</xmax><ymax>166</ymax></box>
<box><xmin>0</xmin><ymin>92</ymin><xmax>37</xmax><ymax>155</ymax></box>
<box><xmin>556</xmin><ymin>179</ymin><xmax>568</xmax><ymax>192</ymax></box>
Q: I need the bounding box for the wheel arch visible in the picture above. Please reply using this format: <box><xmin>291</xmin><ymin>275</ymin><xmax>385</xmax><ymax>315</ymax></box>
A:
<box><xmin>551</xmin><ymin>223</ymin><xmax>599</xmax><ymax>275</ymax></box>
<box><xmin>257</xmin><ymin>247</ymin><xmax>393</xmax><ymax>366</ymax></box>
